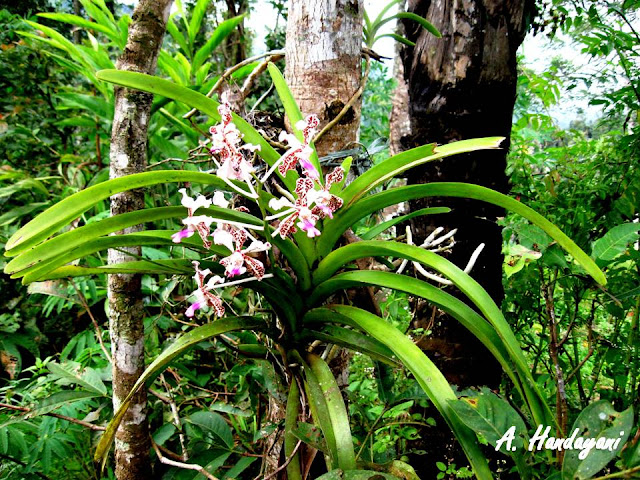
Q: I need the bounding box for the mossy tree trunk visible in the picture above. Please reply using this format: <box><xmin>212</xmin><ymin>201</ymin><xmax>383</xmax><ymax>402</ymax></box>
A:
<box><xmin>391</xmin><ymin>0</ymin><xmax>534</xmax><ymax>474</ymax></box>
<box><xmin>107</xmin><ymin>1</ymin><xmax>172</xmax><ymax>478</ymax></box>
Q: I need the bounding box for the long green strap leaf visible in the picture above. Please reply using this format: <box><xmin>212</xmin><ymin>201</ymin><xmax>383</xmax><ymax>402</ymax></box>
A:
<box><xmin>307</xmin><ymin>353</ymin><xmax>356</xmax><ymax>471</ymax></box>
<box><xmin>307</xmin><ymin>270</ymin><xmax>544</xmax><ymax>424</ymax></box>
<box><xmin>340</xmin><ymin>138</ymin><xmax>503</xmax><ymax>206</ymax></box>
<box><xmin>5</xmin><ymin>206</ymin><xmax>257</xmax><ymax>273</ymax></box>
<box><xmin>14</xmin><ymin>232</ymin><xmax>216</xmax><ymax>284</ymax></box>
<box><xmin>294</xmin><ymin>352</ymin><xmax>339</xmax><ymax>470</ymax></box>
<box><xmin>316</xmin><ymin>305</ymin><xmax>493</xmax><ymax>480</ymax></box>
<box><xmin>94</xmin><ymin>316</ymin><xmax>265</xmax><ymax>470</ymax></box>
<box><xmin>5</xmin><ymin>170</ymin><xmax>228</xmax><ymax>255</ymax></box>
<box><xmin>95</xmin><ymin>70</ymin><xmax>294</xmax><ymax>188</ymax></box>
<box><xmin>266</xmin><ymin>62</ymin><xmax>322</xmax><ymax>181</ymax></box>
<box><xmin>313</xmin><ymin>241</ymin><xmax>555</xmax><ymax>427</ymax></box>
<box><xmin>285</xmin><ymin>379</ymin><xmax>303</xmax><ymax>480</ymax></box>
<box><xmin>298</xmin><ymin>324</ymin><xmax>400</xmax><ymax>367</ymax></box>
<box><xmin>319</xmin><ymin>182</ymin><xmax>606</xmax><ymax>285</ymax></box>
<box><xmin>40</xmin><ymin>259</ymin><xmax>195</xmax><ymax>279</ymax></box>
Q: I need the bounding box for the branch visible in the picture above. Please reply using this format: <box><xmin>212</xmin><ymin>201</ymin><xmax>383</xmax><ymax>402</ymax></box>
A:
<box><xmin>183</xmin><ymin>50</ymin><xmax>285</xmax><ymax>120</ymax></box>
<box><xmin>151</xmin><ymin>438</ymin><xmax>219</xmax><ymax>480</ymax></box>
<box><xmin>0</xmin><ymin>402</ymin><xmax>106</xmax><ymax>431</ymax></box>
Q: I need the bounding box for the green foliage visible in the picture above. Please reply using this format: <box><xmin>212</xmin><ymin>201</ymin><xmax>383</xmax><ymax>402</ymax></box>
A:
<box><xmin>2</xmin><ymin>2</ymin><xmax>638</xmax><ymax>479</ymax></box>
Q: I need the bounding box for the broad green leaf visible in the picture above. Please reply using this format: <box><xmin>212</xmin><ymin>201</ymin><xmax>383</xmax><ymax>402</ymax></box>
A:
<box><xmin>591</xmin><ymin>223</ymin><xmax>640</xmax><ymax>261</ymax></box>
<box><xmin>340</xmin><ymin>138</ymin><xmax>503</xmax><ymax>206</ymax></box>
<box><xmin>94</xmin><ymin>316</ymin><xmax>265</xmax><ymax>470</ymax></box>
<box><xmin>31</xmin><ymin>391</ymin><xmax>101</xmax><ymax>417</ymax></box>
<box><xmin>318</xmin><ymin>305</ymin><xmax>493</xmax><ymax>480</ymax></box>
<box><xmin>562</xmin><ymin>401</ymin><xmax>633</xmax><ymax>480</ymax></box>
<box><xmin>193</xmin><ymin>15</ymin><xmax>246</xmax><ymax>72</ymax></box>
<box><xmin>5</xmin><ymin>170</ymin><xmax>229</xmax><ymax>255</ymax></box>
<box><xmin>307</xmin><ymin>353</ymin><xmax>356</xmax><ymax>471</ymax></box>
<box><xmin>451</xmin><ymin>389</ymin><xmax>528</xmax><ymax>451</ymax></box>
<box><xmin>47</xmin><ymin>362</ymin><xmax>108</xmax><ymax>396</ymax></box>
<box><xmin>516</xmin><ymin>223</ymin><xmax>553</xmax><ymax>252</ymax></box>
<box><xmin>153</xmin><ymin>423</ymin><xmax>176</xmax><ymax>446</ymax></box>
<box><xmin>359</xmin><ymin>207</ymin><xmax>450</xmax><ymax>240</ymax></box>
<box><xmin>186</xmin><ymin>411</ymin><xmax>233</xmax><ymax>449</ymax></box>
<box><xmin>319</xmin><ymin>183</ymin><xmax>606</xmax><ymax>286</ymax></box>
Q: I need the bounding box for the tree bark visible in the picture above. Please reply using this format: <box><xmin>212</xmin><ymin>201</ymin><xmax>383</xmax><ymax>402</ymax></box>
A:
<box><xmin>108</xmin><ymin>1</ymin><xmax>172</xmax><ymax>479</ymax></box>
<box><xmin>391</xmin><ymin>0</ymin><xmax>533</xmax><ymax>474</ymax></box>
<box><xmin>395</xmin><ymin>0</ymin><xmax>533</xmax><ymax>387</ymax></box>
<box><xmin>285</xmin><ymin>0</ymin><xmax>363</xmax><ymax>157</ymax></box>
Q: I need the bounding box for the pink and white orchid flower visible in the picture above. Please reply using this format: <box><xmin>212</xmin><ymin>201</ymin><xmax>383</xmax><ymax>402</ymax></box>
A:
<box><xmin>307</xmin><ymin>166</ymin><xmax>345</xmax><ymax>219</ymax></box>
<box><xmin>219</xmin><ymin>228</ymin><xmax>270</xmax><ymax>280</ymax></box>
<box><xmin>276</xmin><ymin>115</ymin><xmax>320</xmax><ymax>180</ymax></box>
<box><xmin>172</xmin><ymin>189</ymin><xmax>215</xmax><ymax>248</ymax></box>
<box><xmin>210</xmin><ymin>103</ymin><xmax>259</xmax><ymax>183</ymax></box>
<box><xmin>185</xmin><ymin>261</ymin><xmax>225</xmax><ymax>318</ymax></box>
<box><xmin>270</xmin><ymin>177</ymin><xmax>321</xmax><ymax>239</ymax></box>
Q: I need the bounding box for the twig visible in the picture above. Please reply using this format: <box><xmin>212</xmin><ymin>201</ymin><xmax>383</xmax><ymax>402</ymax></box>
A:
<box><xmin>161</xmin><ymin>374</ymin><xmax>188</xmax><ymax>461</ymax></box>
<box><xmin>0</xmin><ymin>402</ymin><xmax>106</xmax><ymax>431</ymax></box>
<box><xmin>151</xmin><ymin>437</ymin><xmax>219</xmax><ymax>480</ymax></box>
<box><xmin>258</xmin><ymin>439</ymin><xmax>303</xmax><ymax>480</ymax></box>
<box><xmin>70</xmin><ymin>280</ymin><xmax>112</xmax><ymax>363</ymax></box>
<box><xmin>591</xmin><ymin>465</ymin><xmax>640</xmax><ymax>480</ymax></box>
<box><xmin>183</xmin><ymin>50</ymin><xmax>285</xmax><ymax>119</ymax></box>
<box><xmin>313</xmin><ymin>55</ymin><xmax>371</xmax><ymax>144</ymax></box>
<box><xmin>240</xmin><ymin>54</ymin><xmax>284</xmax><ymax>99</ymax></box>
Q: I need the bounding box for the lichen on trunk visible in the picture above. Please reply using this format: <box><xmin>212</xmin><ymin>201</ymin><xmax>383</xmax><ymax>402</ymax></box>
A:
<box><xmin>107</xmin><ymin>1</ymin><xmax>173</xmax><ymax>478</ymax></box>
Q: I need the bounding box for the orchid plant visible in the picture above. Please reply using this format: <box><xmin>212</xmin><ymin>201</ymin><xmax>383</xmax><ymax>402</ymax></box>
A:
<box><xmin>3</xmin><ymin>64</ymin><xmax>608</xmax><ymax>480</ymax></box>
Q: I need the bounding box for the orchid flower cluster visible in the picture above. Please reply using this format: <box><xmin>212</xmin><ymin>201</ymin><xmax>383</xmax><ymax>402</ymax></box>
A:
<box><xmin>172</xmin><ymin>102</ymin><xmax>345</xmax><ymax>318</ymax></box>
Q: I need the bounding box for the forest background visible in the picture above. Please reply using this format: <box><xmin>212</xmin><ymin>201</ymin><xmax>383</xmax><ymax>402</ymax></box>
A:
<box><xmin>0</xmin><ymin>0</ymin><xmax>639</xmax><ymax>479</ymax></box>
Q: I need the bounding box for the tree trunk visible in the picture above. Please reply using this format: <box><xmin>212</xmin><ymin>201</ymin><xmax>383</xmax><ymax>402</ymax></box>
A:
<box><xmin>285</xmin><ymin>0</ymin><xmax>363</xmax><ymax>157</ymax></box>
<box><xmin>391</xmin><ymin>0</ymin><xmax>533</xmax><ymax>474</ymax></box>
<box><xmin>108</xmin><ymin>1</ymin><xmax>172</xmax><ymax>479</ymax></box>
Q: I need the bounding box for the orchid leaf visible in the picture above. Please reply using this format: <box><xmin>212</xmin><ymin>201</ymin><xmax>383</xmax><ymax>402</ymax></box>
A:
<box><xmin>312</xmin><ymin>305</ymin><xmax>492</xmax><ymax>480</ymax></box>
<box><xmin>94</xmin><ymin>316</ymin><xmax>265</xmax><ymax>471</ymax></box>
<box><xmin>319</xmin><ymin>182</ymin><xmax>606</xmax><ymax>286</ymax></box>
